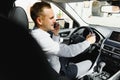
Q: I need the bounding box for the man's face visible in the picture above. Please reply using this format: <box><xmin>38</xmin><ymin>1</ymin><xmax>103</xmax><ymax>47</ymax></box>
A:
<box><xmin>40</xmin><ymin>8</ymin><xmax>56</xmax><ymax>31</ymax></box>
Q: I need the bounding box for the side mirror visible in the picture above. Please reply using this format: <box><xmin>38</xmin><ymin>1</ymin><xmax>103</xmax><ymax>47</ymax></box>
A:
<box><xmin>101</xmin><ymin>5</ymin><xmax>120</xmax><ymax>13</ymax></box>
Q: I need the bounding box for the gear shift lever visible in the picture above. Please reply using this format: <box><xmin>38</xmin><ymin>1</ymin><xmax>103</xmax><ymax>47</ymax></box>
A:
<box><xmin>89</xmin><ymin>62</ymin><xmax>106</xmax><ymax>80</ymax></box>
<box><xmin>98</xmin><ymin>62</ymin><xmax>106</xmax><ymax>73</ymax></box>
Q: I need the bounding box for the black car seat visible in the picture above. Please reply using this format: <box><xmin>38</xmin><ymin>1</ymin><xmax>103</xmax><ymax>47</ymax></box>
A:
<box><xmin>8</xmin><ymin>6</ymin><xmax>30</xmax><ymax>31</ymax></box>
<box><xmin>0</xmin><ymin>15</ymin><xmax>62</xmax><ymax>80</ymax></box>
<box><xmin>5</xmin><ymin>5</ymin><xmax>69</xmax><ymax>80</ymax></box>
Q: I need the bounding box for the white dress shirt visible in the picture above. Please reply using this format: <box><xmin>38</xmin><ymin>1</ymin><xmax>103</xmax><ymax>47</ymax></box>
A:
<box><xmin>31</xmin><ymin>28</ymin><xmax>90</xmax><ymax>73</ymax></box>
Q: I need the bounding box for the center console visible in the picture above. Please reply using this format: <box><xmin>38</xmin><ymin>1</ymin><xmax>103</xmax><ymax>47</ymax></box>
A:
<box><xmin>89</xmin><ymin>31</ymin><xmax>120</xmax><ymax>80</ymax></box>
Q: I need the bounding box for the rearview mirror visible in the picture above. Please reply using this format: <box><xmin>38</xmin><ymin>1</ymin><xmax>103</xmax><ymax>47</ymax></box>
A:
<box><xmin>101</xmin><ymin>5</ymin><xmax>120</xmax><ymax>13</ymax></box>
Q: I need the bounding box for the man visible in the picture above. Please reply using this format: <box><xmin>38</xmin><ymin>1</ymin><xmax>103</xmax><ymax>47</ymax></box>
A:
<box><xmin>30</xmin><ymin>1</ymin><xmax>96</xmax><ymax>79</ymax></box>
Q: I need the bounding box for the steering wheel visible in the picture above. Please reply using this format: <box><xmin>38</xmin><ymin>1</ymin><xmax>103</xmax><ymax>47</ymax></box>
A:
<box><xmin>69</xmin><ymin>26</ymin><xmax>97</xmax><ymax>54</ymax></box>
<box><xmin>69</xmin><ymin>26</ymin><xmax>94</xmax><ymax>44</ymax></box>
<box><xmin>68</xmin><ymin>26</ymin><xmax>106</xmax><ymax>63</ymax></box>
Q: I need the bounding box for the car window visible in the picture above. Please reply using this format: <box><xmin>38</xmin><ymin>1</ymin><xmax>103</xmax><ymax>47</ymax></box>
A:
<box><xmin>51</xmin><ymin>3</ymin><xmax>73</xmax><ymax>29</ymax></box>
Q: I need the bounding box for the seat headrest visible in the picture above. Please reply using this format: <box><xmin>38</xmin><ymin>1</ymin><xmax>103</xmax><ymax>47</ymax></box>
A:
<box><xmin>8</xmin><ymin>6</ymin><xmax>29</xmax><ymax>30</ymax></box>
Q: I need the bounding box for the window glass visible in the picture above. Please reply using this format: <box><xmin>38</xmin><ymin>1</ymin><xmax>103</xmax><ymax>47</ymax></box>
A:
<box><xmin>51</xmin><ymin>3</ymin><xmax>73</xmax><ymax>29</ymax></box>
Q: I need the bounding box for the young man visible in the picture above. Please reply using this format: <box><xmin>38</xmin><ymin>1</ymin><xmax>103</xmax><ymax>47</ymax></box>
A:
<box><xmin>30</xmin><ymin>1</ymin><xmax>96</xmax><ymax>79</ymax></box>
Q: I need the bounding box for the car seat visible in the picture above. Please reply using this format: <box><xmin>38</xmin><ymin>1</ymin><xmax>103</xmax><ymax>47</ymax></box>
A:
<box><xmin>8</xmin><ymin>6</ymin><xmax>30</xmax><ymax>31</ymax></box>
<box><xmin>6</xmin><ymin>5</ymin><xmax>70</xmax><ymax>80</ymax></box>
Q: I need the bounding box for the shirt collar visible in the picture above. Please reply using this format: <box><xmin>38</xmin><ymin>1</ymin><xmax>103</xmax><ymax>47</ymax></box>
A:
<box><xmin>37</xmin><ymin>28</ymin><xmax>51</xmax><ymax>37</ymax></box>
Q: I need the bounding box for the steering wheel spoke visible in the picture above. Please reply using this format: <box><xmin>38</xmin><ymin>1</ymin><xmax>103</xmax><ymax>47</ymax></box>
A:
<box><xmin>69</xmin><ymin>26</ymin><xmax>93</xmax><ymax>44</ymax></box>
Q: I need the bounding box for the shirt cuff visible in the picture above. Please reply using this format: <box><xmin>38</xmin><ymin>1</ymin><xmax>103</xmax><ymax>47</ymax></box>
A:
<box><xmin>52</xmin><ymin>34</ymin><xmax>60</xmax><ymax>42</ymax></box>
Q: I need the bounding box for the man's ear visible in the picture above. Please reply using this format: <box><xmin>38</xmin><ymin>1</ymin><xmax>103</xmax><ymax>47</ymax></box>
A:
<box><xmin>36</xmin><ymin>17</ymin><xmax>42</xmax><ymax>25</ymax></box>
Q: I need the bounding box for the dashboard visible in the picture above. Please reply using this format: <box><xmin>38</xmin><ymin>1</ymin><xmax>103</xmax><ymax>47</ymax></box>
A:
<box><xmin>59</xmin><ymin>26</ymin><xmax>120</xmax><ymax>79</ymax></box>
<box><xmin>98</xmin><ymin>31</ymin><xmax>120</xmax><ymax>79</ymax></box>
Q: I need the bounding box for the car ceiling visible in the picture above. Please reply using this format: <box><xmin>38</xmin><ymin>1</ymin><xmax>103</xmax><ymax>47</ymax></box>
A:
<box><xmin>43</xmin><ymin>0</ymin><xmax>112</xmax><ymax>3</ymax></box>
<box><xmin>43</xmin><ymin>0</ymin><xmax>84</xmax><ymax>3</ymax></box>
<box><xmin>43</xmin><ymin>0</ymin><xmax>120</xmax><ymax>7</ymax></box>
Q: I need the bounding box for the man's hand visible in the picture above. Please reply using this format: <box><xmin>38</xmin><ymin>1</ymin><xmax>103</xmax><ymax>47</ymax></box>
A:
<box><xmin>52</xmin><ymin>22</ymin><xmax>60</xmax><ymax>36</ymax></box>
<box><xmin>86</xmin><ymin>33</ymin><xmax>96</xmax><ymax>44</ymax></box>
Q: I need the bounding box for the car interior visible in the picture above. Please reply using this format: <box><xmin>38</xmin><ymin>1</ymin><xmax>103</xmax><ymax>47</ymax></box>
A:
<box><xmin>43</xmin><ymin>0</ymin><xmax>120</xmax><ymax>80</ymax></box>
<box><xmin>0</xmin><ymin>0</ymin><xmax>120</xmax><ymax>80</ymax></box>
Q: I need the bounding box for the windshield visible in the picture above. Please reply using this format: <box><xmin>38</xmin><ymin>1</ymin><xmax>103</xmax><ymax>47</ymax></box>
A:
<box><xmin>65</xmin><ymin>1</ymin><xmax>120</xmax><ymax>28</ymax></box>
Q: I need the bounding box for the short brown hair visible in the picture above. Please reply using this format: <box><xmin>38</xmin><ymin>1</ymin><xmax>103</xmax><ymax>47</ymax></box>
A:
<box><xmin>30</xmin><ymin>1</ymin><xmax>51</xmax><ymax>24</ymax></box>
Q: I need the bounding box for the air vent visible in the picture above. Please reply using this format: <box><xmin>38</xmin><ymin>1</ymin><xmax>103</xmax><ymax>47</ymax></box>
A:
<box><xmin>103</xmin><ymin>45</ymin><xmax>113</xmax><ymax>51</ymax></box>
<box><xmin>113</xmin><ymin>48</ymin><xmax>120</xmax><ymax>54</ymax></box>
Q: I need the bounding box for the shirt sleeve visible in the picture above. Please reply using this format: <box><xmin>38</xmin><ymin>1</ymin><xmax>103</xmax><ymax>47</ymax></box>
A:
<box><xmin>57</xmin><ymin>40</ymin><xmax>91</xmax><ymax>57</ymax></box>
<box><xmin>31</xmin><ymin>29</ymin><xmax>91</xmax><ymax>57</ymax></box>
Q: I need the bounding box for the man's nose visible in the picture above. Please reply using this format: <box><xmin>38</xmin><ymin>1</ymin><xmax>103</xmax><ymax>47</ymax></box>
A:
<box><xmin>53</xmin><ymin>18</ymin><xmax>56</xmax><ymax>22</ymax></box>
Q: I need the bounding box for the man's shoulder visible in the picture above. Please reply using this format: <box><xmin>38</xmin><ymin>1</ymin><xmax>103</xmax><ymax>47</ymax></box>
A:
<box><xmin>31</xmin><ymin>28</ymin><xmax>51</xmax><ymax>37</ymax></box>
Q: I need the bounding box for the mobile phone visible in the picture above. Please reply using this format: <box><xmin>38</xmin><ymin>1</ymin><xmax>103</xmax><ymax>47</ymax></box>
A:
<box><xmin>54</xmin><ymin>22</ymin><xmax>59</xmax><ymax>28</ymax></box>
